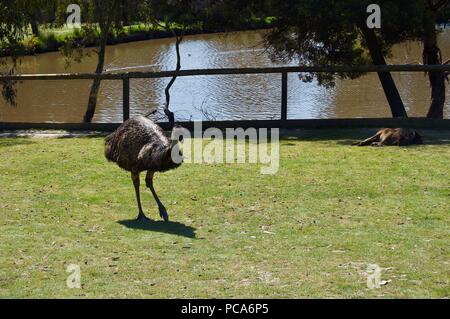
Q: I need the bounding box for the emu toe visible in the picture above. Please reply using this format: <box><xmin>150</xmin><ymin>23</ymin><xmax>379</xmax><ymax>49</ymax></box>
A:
<box><xmin>136</xmin><ymin>213</ymin><xmax>151</xmax><ymax>222</ymax></box>
<box><xmin>159</xmin><ymin>206</ymin><xmax>169</xmax><ymax>222</ymax></box>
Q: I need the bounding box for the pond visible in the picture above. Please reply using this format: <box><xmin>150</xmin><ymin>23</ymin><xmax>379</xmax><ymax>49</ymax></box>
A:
<box><xmin>0</xmin><ymin>29</ymin><xmax>449</xmax><ymax>122</ymax></box>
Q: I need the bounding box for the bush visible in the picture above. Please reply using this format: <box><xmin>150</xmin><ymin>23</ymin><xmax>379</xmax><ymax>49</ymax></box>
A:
<box><xmin>24</xmin><ymin>36</ymin><xmax>41</xmax><ymax>53</ymax></box>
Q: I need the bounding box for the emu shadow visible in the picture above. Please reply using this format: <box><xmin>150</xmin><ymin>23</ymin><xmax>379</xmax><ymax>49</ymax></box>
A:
<box><xmin>118</xmin><ymin>219</ymin><xmax>196</xmax><ymax>238</ymax></box>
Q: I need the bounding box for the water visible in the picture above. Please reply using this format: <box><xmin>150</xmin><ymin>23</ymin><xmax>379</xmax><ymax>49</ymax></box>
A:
<box><xmin>0</xmin><ymin>29</ymin><xmax>449</xmax><ymax>122</ymax></box>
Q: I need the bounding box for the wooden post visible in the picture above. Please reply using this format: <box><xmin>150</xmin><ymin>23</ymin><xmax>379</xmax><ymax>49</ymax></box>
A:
<box><xmin>122</xmin><ymin>77</ymin><xmax>130</xmax><ymax>121</ymax></box>
<box><xmin>281</xmin><ymin>71</ymin><xmax>288</xmax><ymax>120</ymax></box>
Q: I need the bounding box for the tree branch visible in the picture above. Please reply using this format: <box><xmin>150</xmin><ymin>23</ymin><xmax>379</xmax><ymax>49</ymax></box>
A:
<box><xmin>428</xmin><ymin>0</ymin><xmax>450</xmax><ymax>10</ymax></box>
<box><xmin>161</xmin><ymin>25</ymin><xmax>185</xmax><ymax>123</ymax></box>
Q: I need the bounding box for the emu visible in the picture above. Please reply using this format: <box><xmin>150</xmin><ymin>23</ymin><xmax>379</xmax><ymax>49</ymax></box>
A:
<box><xmin>353</xmin><ymin>128</ymin><xmax>423</xmax><ymax>146</ymax></box>
<box><xmin>104</xmin><ymin>116</ymin><xmax>182</xmax><ymax>222</ymax></box>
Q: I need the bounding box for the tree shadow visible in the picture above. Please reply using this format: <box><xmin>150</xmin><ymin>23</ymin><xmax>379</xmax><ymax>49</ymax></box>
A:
<box><xmin>280</xmin><ymin>129</ymin><xmax>450</xmax><ymax>146</ymax></box>
<box><xmin>118</xmin><ymin>219</ymin><xmax>196</xmax><ymax>238</ymax></box>
<box><xmin>56</xmin><ymin>132</ymin><xmax>108</xmax><ymax>139</ymax></box>
<box><xmin>336</xmin><ymin>133</ymin><xmax>450</xmax><ymax>146</ymax></box>
<box><xmin>335</xmin><ymin>139</ymin><xmax>360</xmax><ymax>146</ymax></box>
<box><xmin>0</xmin><ymin>138</ymin><xmax>36</xmax><ymax>148</ymax></box>
<box><xmin>280</xmin><ymin>129</ymin><xmax>377</xmax><ymax>141</ymax></box>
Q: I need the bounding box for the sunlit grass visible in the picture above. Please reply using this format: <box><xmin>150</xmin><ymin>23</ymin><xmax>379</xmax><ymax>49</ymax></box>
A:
<box><xmin>0</xmin><ymin>130</ymin><xmax>449</xmax><ymax>298</ymax></box>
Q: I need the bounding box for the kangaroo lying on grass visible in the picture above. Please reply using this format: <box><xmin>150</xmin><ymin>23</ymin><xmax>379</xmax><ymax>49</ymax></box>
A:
<box><xmin>353</xmin><ymin>128</ymin><xmax>423</xmax><ymax>146</ymax></box>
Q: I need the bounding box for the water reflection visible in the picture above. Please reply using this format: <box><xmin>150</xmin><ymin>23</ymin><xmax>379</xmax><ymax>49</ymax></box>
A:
<box><xmin>0</xmin><ymin>29</ymin><xmax>448</xmax><ymax>122</ymax></box>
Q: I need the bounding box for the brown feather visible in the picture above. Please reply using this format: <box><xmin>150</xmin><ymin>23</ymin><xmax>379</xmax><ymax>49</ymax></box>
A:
<box><xmin>105</xmin><ymin>116</ymin><xmax>182</xmax><ymax>173</ymax></box>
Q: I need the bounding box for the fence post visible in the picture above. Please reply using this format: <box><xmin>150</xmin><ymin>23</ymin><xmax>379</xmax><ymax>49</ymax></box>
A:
<box><xmin>122</xmin><ymin>77</ymin><xmax>130</xmax><ymax>122</ymax></box>
<box><xmin>281</xmin><ymin>71</ymin><xmax>288</xmax><ymax>120</ymax></box>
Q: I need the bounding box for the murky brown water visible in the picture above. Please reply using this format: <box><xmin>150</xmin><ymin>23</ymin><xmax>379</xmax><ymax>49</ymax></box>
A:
<box><xmin>0</xmin><ymin>29</ymin><xmax>449</xmax><ymax>122</ymax></box>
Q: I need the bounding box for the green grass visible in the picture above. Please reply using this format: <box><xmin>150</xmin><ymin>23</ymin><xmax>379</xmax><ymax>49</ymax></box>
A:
<box><xmin>14</xmin><ymin>23</ymin><xmax>165</xmax><ymax>55</ymax></box>
<box><xmin>3</xmin><ymin>18</ymin><xmax>274</xmax><ymax>57</ymax></box>
<box><xmin>0</xmin><ymin>130</ymin><xmax>449</xmax><ymax>298</ymax></box>
<box><xmin>1</xmin><ymin>23</ymin><xmax>188</xmax><ymax>56</ymax></box>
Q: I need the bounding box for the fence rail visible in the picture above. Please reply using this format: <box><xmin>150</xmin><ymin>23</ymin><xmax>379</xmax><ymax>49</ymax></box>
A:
<box><xmin>2</xmin><ymin>118</ymin><xmax>450</xmax><ymax>132</ymax></box>
<box><xmin>1</xmin><ymin>64</ymin><xmax>450</xmax><ymax>123</ymax></box>
<box><xmin>2</xmin><ymin>64</ymin><xmax>450</xmax><ymax>81</ymax></box>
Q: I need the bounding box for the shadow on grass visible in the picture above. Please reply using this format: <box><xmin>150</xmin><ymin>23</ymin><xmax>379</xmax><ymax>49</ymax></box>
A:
<box><xmin>118</xmin><ymin>219</ymin><xmax>196</xmax><ymax>238</ymax></box>
<box><xmin>0</xmin><ymin>138</ymin><xmax>36</xmax><ymax>148</ymax></box>
<box><xmin>56</xmin><ymin>132</ymin><xmax>109</xmax><ymax>139</ymax></box>
<box><xmin>280</xmin><ymin>129</ymin><xmax>450</xmax><ymax>146</ymax></box>
<box><xmin>280</xmin><ymin>129</ymin><xmax>376</xmax><ymax>141</ymax></box>
<box><xmin>334</xmin><ymin>137</ymin><xmax>450</xmax><ymax>146</ymax></box>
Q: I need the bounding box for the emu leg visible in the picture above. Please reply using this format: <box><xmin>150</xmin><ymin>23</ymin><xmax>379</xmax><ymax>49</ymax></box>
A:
<box><xmin>131</xmin><ymin>172</ymin><xmax>149</xmax><ymax>221</ymax></box>
<box><xmin>146</xmin><ymin>171</ymin><xmax>169</xmax><ymax>222</ymax></box>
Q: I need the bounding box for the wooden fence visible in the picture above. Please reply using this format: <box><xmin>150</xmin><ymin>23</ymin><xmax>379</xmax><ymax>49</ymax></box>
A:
<box><xmin>1</xmin><ymin>64</ymin><xmax>450</xmax><ymax>130</ymax></box>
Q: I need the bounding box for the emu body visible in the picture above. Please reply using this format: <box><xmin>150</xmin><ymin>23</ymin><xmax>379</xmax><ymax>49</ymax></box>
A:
<box><xmin>354</xmin><ymin>128</ymin><xmax>423</xmax><ymax>146</ymax></box>
<box><xmin>105</xmin><ymin>116</ymin><xmax>182</xmax><ymax>221</ymax></box>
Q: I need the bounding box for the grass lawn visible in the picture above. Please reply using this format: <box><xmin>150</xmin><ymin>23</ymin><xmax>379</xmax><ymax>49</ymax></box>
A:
<box><xmin>0</xmin><ymin>130</ymin><xmax>449</xmax><ymax>298</ymax></box>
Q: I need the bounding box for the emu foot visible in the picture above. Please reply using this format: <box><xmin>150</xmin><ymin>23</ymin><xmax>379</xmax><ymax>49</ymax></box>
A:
<box><xmin>136</xmin><ymin>213</ymin><xmax>151</xmax><ymax>222</ymax></box>
<box><xmin>158</xmin><ymin>206</ymin><xmax>169</xmax><ymax>222</ymax></box>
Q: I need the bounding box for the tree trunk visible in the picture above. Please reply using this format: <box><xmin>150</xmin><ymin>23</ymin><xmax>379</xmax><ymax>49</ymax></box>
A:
<box><xmin>48</xmin><ymin>2</ymin><xmax>57</xmax><ymax>23</ymax></box>
<box><xmin>423</xmin><ymin>7</ymin><xmax>446</xmax><ymax>119</ymax></box>
<box><xmin>121</xmin><ymin>0</ymin><xmax>130</xmax><ymax>26</ymax></box>
<box><xmin>30</xmin><ymin>19</ymin><xmax>39</xmax><ymax>37</ymax></box>
<box><xmin>163</xmin><ymin>30</ymin><xmax>184</xmax><ymax>123</ymax></box>
<box><xmin>83</xmin><ymin>35</ymin><xmax>108</xmax><ymax>123</ymax></box>
<box><xmin>360</xmin><ymin>25</ymin><xmax>408</xmax><ymax>117</ymax></box>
